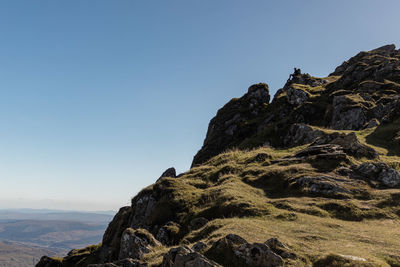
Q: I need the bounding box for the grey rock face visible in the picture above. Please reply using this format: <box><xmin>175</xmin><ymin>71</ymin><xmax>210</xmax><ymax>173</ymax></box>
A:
<box><xmin>118</xmin><ymin>228</ymin><xmax>161</xmax><ymax>260</ymax></box>
<box><xmin>89</xmin><ymin>259</ymin><xmax>146</xmax><ymax>267</ymax></box>
<box><xmin>161</xmin><ymin>246</ymin><xmax>220</xmax><ymax>267</ymax></box>
<box><xmin>264</xmin><ymin>238</ymin><xmax>297</xmax><ymax>259</ymax></box>
<box><xmin>331</xmin><ymin>96</ymin><xmax>366</xmax><ymax>130</ymax></box>
<box><xmin>159</xmin><ymin>168</ymin><xmax>177</xmax><ymax>180</ymax></box>
<box><xmin>192</xmin><ymin>83</ymin><xmax>270</xmax><ymax>166</ymax></box>
<box><xmin>284</xmin><ymin>124</ymin><xmax>378</xmax><ymax>159</ymax></box>
<box><xmin>291</xmin><ymin>176</ymin><xmax>351</xmax><ymax>197</ymax></box>
<box><xmin>205</xmin><ymin>234</ymin><xmax>288</xmax><ymax>267</ymax></box>
<box><xmin>283</xmin><ymin>123</ymin><xmax>324</xmax><ymax>147</ymax></box>
<box><xmin>295</xmin><ymin>144</ymin><xmax>345</xmax><ymax>158</ymax></box>
<box><xmin>100</xmin><ymin>206</ymin><xmax>133</xmax><ymax>262</ymax></box>
<box><xmin>292</xmin><ymin>131</ymin><xmax>378</xmax><ymax>159</ymax></box>
<box><xmin>130</xmin><ymin>193</ymin><xmax>157</xmax><ymax>228</ymax></box>
<box><xmin>286</xmin><ymin>87</ymin><xmax>309</xmax><ymax>106</ymax></box>
<box><xmin>356</xmin><ymin>163</ymin><xmax>381</xmax><ymax>177</ymax></box>
<box><xmin>247</xmin><ymin>83</ymin><xmax>271</xmax><ymax>104</ymax></box>
<box><xmin>379</xmin><ymin>168</ymin><xmax>400</xmax><ymax>187</ymax></box>
<box><xmin>156</xmin><ymin>221</ymin><xmax>181</xmax><ymax>245</ymax></box>
<box><xmin>356</xmin><ymin>162</ymin><xmax>400</xmax><ymax>187</ymax></box>
<box><xmin>285</xmin><ymin>69</ymin><xmax>327</xmax><ymax>88</ymax></box>
<box><xmin>234</xmin><ymin>243</ymin><xmax>283</xmax><ymax>267</ymax></box>
<box><xmin>372</xmin><ymin>97</ymin><xmax>400</xmax><ymax>123</ymax></box>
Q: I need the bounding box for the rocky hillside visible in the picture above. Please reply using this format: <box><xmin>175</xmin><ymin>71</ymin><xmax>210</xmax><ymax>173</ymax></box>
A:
<box><xmin>37</xmin><ymin>45</ymin><xmax>400</xmax><ymax>267</ymax></box>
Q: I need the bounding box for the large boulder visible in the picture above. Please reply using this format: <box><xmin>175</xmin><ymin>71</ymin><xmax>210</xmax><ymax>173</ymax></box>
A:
<box><xmin>294</xmin><ymin>144</ymin><xmax>346</xmax><ymax>160</ymax></box>
<box><xmin>100</xmin><ymin>206</ymin><xmax>133</xmax><ymax>262</ymax></box>
<box><xmin>161</xmin><ymin>246</ymin><xmax>220</xmax><ymax>267</ymax></box>
<box><xmin>379</xmin><ymin>168</ymin><xmax>400</xmax><ymax>187</ymax></box>
<box><xmin>284</xmin><ymin>125</ymin><xmax>378</xmax><ymax>159</ymax></box>
<box><xmin>264</xmin><ymin>238</ymin><xmax>297</xmax><ymax>260</ymax></box>
<box><xmin>89</xmin><ymin>258</ymin><xmax>146</xmax><ymax>267</ymax></box>
<box><xmin>330</xmin><ymin>95</ymin><xmax>367</xmax><ymax>130</ymax></box>
<box><xmin>311</xmin><ymin>132</ymin><xmax>378</xmax><ymax>159</ymax></box>
<box><xmin>234</xmin><ymin>243</ymin><xmax>283</xmax><ymax>267</ymax></box>
<box><xmin>356</xmin><ymin>162</ymin><xmax>400</xmax><ymax>187</ymax></box>
<box><xmin>205</xmin><ymin>234</ymin><xmax>284</xmax><ymax>267</ymax></box>
<box><xmin>290</xmin><ymin>175</ymin><xmax>352</xmax><ymax>197</ymax></box>
<box><xmin>286</xmin><ymin>86</ymin><xmax>309</xmax><ymax>106</ymax></box>
<box><xmin>156</xmin><ymin>221</ymin><xmax>181</xmax><ymax>245</ymax></box>
<box><xmin>130</xmin><ymin>193</ymin><xmax>157</xmax><ymax>228</ymax></box>
<box><xmin>118</xmin><ymin>228</ymin><xmax>161</xmax><ymax>260</ymax></box>
<box><xmin>283</xmin><ymin>123</ymin><xmax>325</xmax><ymax>147</ymax></box>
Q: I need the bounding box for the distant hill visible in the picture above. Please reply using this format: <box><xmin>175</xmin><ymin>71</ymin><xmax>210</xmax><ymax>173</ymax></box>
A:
<box><xmin>0</xmin><ymin>240</ymin><xmax>59</xmax><ymax>267</ymax></box>
<box><xmin>0</xmin><ymin>209</ymin><xmax>115</xmax><ymax>223</ymax></box>
<box><xmin>0</xmin><ymin>209</ymin><xmax>114</xmax><ymax>267</ymax></box>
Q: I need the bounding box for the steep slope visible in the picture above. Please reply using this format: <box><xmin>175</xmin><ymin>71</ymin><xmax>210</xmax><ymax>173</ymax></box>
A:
<box><xmin>37</xmin><ymin>45</ymin><xmax>400</xmax><ymax>267</ymax></box>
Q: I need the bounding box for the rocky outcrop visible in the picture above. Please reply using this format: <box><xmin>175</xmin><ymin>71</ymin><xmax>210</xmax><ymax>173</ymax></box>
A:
<box><xmin>192</xmin><ymin>83</ymin><xmax>270</xmax><ymax>166</ymax></box>
<box><xmin>331</xmin><ymin>97</ymin><xmax>366</xmax><ymax>130</ymax></box>
<box><xmin>313</xmin><ymin>132</ymin><xmax>378</xmax><ymax>159</ymax></box>
<box><xmin>283</xmin><ymin>123</ymin><xmax>325</xmax><ymax>146</ymax></box>
<box><xmin>286</xmin><ymin>127</ymin><xmax>378</xmax><ymax>159</ymax></box>
<box><xmin>100</xmin><ymin>207</ymin><xmax>133</xmax><ymax>262</ymax></box>
<box><xmin>118</xmin><ymin>228</ymin><xmax>161</xmax><ymax>260</ymax></box>
<box><xmin>285</xmin><ymin>68</ymin><xmax>328</xmax><ymax>88</ymax></box>
<box><xmin>156</xmin><ymin>221</ymin><xmax>181</xmax><ymax>245</ymax></box>
<box><xmin>355</xmin><ymin>162</ymin><xmax>400</xmax><ymax>187</ymax></box>
<box><xmin>204</xmin><ymin>234</ymin><xmax>290</xmax><ymax>267</ymax></box>
<box><xmin>294</xmin><ymin>144</ymin><xmax>347</xmax><ymax>160</ymax></box>
<box><xmin>330</xmin><ymin>44</ymin><xmax>400</xmax><ymax>85</ymax></box>
<box><xmin>36</xmin><ymin>45</ymin><xmax>400</xmax><ymax>267</ymax></box>
<box><xmin>158</xmin><ymin>168</ymin><xmax>177</xmax><ymax>181</ymax></box>
<box><xmin>286</xmin><ymin>86</ymin><xmax>309</xmax><ymax>106</ymax></box>
<box><xmin>130</xmin><ymin>192</ymin><xmax>157</xmax><ymax>229</ymax></box>
<box><xmin>290</xmin><ymin>175</ymin><xmax>352</xmax><ymax>197</ymax></box>
<box><xmin>264</xmin><ymin>238</ymin><xmax>297</xmax><ymax>260</ymax></box>
<box><xmin>162</xmin><ymin>246</ymin><xmax>220</xmax><ymax>267</ymax></box>
<box><xmin>191</xmin><ymin>45</ymin><xmax>400</xmax><ymax>167</ymax></box>
<box><xmin>88</xmin><ymin>258</ymin><xmax>145</xmax><ymax>267</ymax></box>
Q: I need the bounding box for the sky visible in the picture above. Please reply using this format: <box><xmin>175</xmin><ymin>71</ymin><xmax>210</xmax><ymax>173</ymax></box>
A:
<box><xmin>0</xmin><ymin>1</ymin><xmax>399</xmax><ymax>211</ymax></box>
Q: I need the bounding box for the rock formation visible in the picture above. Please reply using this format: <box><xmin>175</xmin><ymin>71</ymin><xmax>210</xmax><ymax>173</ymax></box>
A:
<box><xmin>37</xmin><ymin>45</ymin><xmax>400</xmax><ymax>267</ymax></box>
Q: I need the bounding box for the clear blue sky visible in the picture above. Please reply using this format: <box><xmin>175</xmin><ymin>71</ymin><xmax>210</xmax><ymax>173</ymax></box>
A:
<box><xmin>0</xmin><ymin>1</ymin><xmax>399</xmax><ymax>211</ymax></box>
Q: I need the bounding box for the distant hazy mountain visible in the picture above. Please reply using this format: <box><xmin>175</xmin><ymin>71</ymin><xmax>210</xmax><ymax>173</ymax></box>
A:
<box><xmin>0</xmin><ymin>208</ymin><xmax>115</xmax><ymax>223</ymax></box>
<box><xmin>0</xmin><ymin>240</ymin><xmax>59</xmax><ymax>267</ymax></box>
<box><xmin>0</xmin><ymin>209</ymin><xmax>115</xmax><ymax>267</ymax></box>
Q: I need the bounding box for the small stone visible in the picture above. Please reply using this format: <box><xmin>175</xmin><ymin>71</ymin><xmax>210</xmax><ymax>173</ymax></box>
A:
<box><xmin>338</xmin><ymin>254</ymin><xmax>366</xmax><ymax>262</ymax></box>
